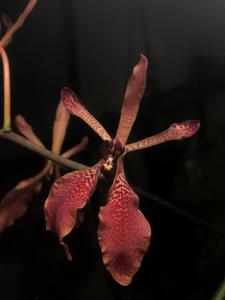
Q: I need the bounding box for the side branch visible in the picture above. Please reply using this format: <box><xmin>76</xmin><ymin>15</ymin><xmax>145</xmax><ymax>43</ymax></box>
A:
<box><xmin>0</xmin><ymin>130</ymin><xmax>88</xmax><ymax>171</ymax></box>
<box><xmin>0</xmin><ymin>0</ymin><xmax>38</xmax><ymax>48</ymax></box>
<box><xmin>0</xmin><ymin>130</ymin><xmax>224</xmax><ymax>238</ymax></box>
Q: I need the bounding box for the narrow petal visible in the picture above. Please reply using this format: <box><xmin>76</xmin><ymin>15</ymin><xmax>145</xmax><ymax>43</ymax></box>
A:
<box><xmin>115</xmin><ymin>55</ymin><xmax>148</xmax><ymax>145</ymax></box>
<box><xmin>62</xmin><ymin>136</ymin><xmax>88</xmax><ymax>159</ymax></box>
<box><xmin>0</xmin><ymin>162</ymin><xmax>51</xmax><ymax>232</ymax></box>
<box><xmin>44</xmin><ymin>161</ymin><xmax>103</xmax><ymax>261</ymax></box>
<box><xmin>53</xmin><ymin>136</ymin><xmax>88</xmax><ymax>178</ymax></box>
<box><xmin>125</xmin><ymin>120</ymin><xmax>200</xmax><ymax>153</ymax></box>
<box><xmin>51</xmin><ymin>100</ymin><xmax>70</xmax><ymax>155</ymax></box>
<box><xmin>0</xmin><ymin>178</ymin><xmax>42</xmax><ymax>232</ymax></box>
<box><xmin>98</xmin><ymin>157</ymin><xmax>151</xmax><ymax>286</ymax></box>
<box><xmin>15</xmin><ymin>115</ymin><xmax>45</xmax><ymax>148</ymax></box>
<box><xmin>61</xmin><ymin>87</ymin><xmax>111</xmax><ymax>141</ymax></box>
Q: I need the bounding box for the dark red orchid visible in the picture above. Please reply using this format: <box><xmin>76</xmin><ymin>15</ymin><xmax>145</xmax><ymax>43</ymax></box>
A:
<box><xmin>44</xmin><ymin>55</ymin><xmax>200</xmax><ymax>286</ymax></box>
<box><xmin>0</xmin><ymin>101</ymin><xmax>88</xmax><ymax>233</ymax></box>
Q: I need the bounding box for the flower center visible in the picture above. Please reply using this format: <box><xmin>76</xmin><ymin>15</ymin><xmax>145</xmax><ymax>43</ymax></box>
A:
<box><xmin>100</xmin><ymin>139</ymin><xmax>124</xmax><ymax>172</ymax></box>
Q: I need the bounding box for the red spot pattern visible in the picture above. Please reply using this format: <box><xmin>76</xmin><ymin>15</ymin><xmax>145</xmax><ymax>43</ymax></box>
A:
<box><xmin>44</xmin><ymin>55</ymin><xmax>200</xmax><ymax>285</ymax></box>
<box><xmin>61</xmin><ymin>87</ymin><xmax>111</xmax><ymax>141</ymax></box>
<box><xmin>98</xmin><ymin>159</ymin><xmax>151</xmax><ymax>285</ymax></box>
<box><xmin>44</xmin><ymin>162</ymin><xmax>102</xmax><ymax>260</ymax></box>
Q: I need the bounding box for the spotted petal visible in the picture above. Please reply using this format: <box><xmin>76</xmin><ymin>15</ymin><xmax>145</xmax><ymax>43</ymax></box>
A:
<box><xmin>125</xmin><ymin>120</ymin><xmax>200</xmax><ymax>153</ymax></box>
<box><xmin>116</xmin><ymin>55</ymin><xmax>148</xmax><ymax>145</ymax></box>
<box><xmin>98</xmin><ymin>157</ymin><xmax>151</xmax><ymax>286</ymax></box>
<box><xmin>44</xmin><ymin>161</ymin><xmax>103</xmax><ymax>260</ymax></box>
<box><xmin>61</xmin><ymin>87</ymin><xmax>111</xmax><ymax>141</ymax></box>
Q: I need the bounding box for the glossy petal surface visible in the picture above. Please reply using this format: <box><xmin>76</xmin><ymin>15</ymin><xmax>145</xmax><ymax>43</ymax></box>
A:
<box><xmin>62</xmin><ymin>87</ymin><xmax>111</xmax><ymax>141</ymax></box>
<box><xmin>98</xmin><ymin>158</ymin><xmax>151</xmax><ymax>285</ymax></box>
<box><xmin>116</xmin><ymin>55</ymin><xmax>148</xmax><ymax>145</ymax></box>
<box><xmin>44</xmin><ymin>162</ymin><xmax>102</xmax><ymax>260</ymax></box>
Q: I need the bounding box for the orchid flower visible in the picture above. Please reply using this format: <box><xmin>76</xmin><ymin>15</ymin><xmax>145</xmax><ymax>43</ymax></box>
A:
<box><xmin>0</xmin><ymin>101</ymin><xmax>88</xmax><ymax>232</ymax></box>
<box><xmin>44</xmin><ymin>55</ymin><xmax>200</xmax><ymax>286</ymax></box>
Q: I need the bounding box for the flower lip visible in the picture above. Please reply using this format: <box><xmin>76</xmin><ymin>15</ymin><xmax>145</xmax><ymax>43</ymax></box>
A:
<box><xmin>100</xmin><ymin>138</ymin><xmax>124</xmax><ymax>161</ymax></box>
<box><xmin>100</xmin><ymin>139</ymin><xmax>125</xmax><ymax>175</ymax></box>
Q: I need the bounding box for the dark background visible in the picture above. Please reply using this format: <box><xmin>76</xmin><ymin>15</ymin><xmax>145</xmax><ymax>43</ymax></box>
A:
<box><xmin>0</xmin><ymin>0</ymin><xmax>225</xmax><ymax>299</ymax></box>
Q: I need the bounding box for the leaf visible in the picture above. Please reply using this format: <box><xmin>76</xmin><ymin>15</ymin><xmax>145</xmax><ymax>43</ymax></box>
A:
<box><xmin>0</xmin><ymin>178</ymin><xmax>42</xmax><ymax>232</ymax></box>
<box><xmin>44</xmin><ymin>161</ymin><xmax>103</xmax><ymax>261</ymax></box>
<box><xmin>115</xmin><ymin>55</ymin><xmax>148</xmax><ymax>145</ymax></box>
<box><xmin>98</xmin><ymin>157</ymin><xmax>151</xmax><ymax>286</ymax></box>
<box><xmin>125</xmin><ymin>120</ymin><xmax>200</xmax><ymax>153</ymax></box>
<box><xmin>61</xmin><ymin>87</ymin><xmax>111</xmax><ymax>141</ymax></box>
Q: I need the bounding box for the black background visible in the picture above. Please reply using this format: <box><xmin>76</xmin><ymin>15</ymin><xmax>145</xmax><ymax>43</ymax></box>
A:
<box><xmin>0</xmin><ymin>1</ymin><xmax>224</xmax><ymax>299</ymax></box>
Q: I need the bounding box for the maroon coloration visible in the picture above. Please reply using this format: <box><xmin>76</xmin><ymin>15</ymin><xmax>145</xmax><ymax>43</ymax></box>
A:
<box><xmin>98</xmin><ymin>158</ymin><xmax>151</xmax><ymax>286</ymax></box>
<box><xmin>15</xmin><ymin>115</ymin><xmax>45</xmax><ymax>147</ymax></box>
<box><xmin>45</xmin><ymin>54</ymin><xmax>200</xmax><ymax>285</ymax></box>
<box><xmin>0</xmin><ymin>179</ymin><xmax>41</xmax><ymax>232</ymax></box>
<box><xmin>99</xmin><ymin>139</ymin><xmax>125</xmax><ymax>180</ymax></box>
<box><xmin>100</xmin><ymin>138</ymin><xmax>124</xmax><ymax>160</ymax></box>
<box><xmin>169</xmin><ymin>120</ymin><xmax>200</xmax><ymax>139</ymax></box>
<box><xmin>116</xmin><ymin>55</ymin><xmax>148</xmax><ymax>144</ymax></box>
<box><xmin>44</xmin><ymin>162</ymin><xmax>103</xmax><ymax>260</ymax></box>
<box><xmin>125</xmin><ymin>120</ymin><xmax>201</xmax><ymax>153</ymax></box>
<box><xmin>61</xmin><ymin>87</ymin><xmax>111</xmax><ymax>141</ymax></box>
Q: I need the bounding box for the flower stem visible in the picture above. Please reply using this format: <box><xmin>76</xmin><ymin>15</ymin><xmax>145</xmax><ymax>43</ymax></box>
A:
<box><xmin>0</xmin><ymin>46</ymin><xmax>11</xmax><ymax>131</ymax></box>
<box><xmin>0</xmin><ymin>0</ymin><xmax>38</xmax><ymax>48</ymax></box>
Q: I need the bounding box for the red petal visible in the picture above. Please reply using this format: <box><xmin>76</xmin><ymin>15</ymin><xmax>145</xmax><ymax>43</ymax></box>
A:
<box><xmin>61</xmin><ymin>87</ymin><xmax>111</xmax><ymax>141</ymax></box>
<box><xmin>125</xmin><ymin>120</ymin><xmax>200</xmax><ymax>153</ymax></box>
<box><xmin>116</xmin><ymin>55</ymin><xmax>148</xmax><ymax>145</ymax></box>
<box><xmin>0</xmin><ymin>178</ymin><xmax>41</xmax><ymax>232</ymax></box>
<box><xmin>0</xmin><ymin>162</ymin><xmax>53</xmax><ymax>232</ymax></box>
<box><xmin>15</xmin><ymin>115</ymin><xmax>45</xmax><ymax>148</ymax></box>
<box><xmin>51</xmin><ymin>100</ymin><xmax>70</xmax><ymax>154</ymax></box>
<box><xmin>98</xmin><ymin>158</ymin><xmax>151</xmax><ymax>285</ymax></box>
<box><xmin>44</xmin><ymin>162</ymin><xmax>102</xmax><ymax>260</ymax></box>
